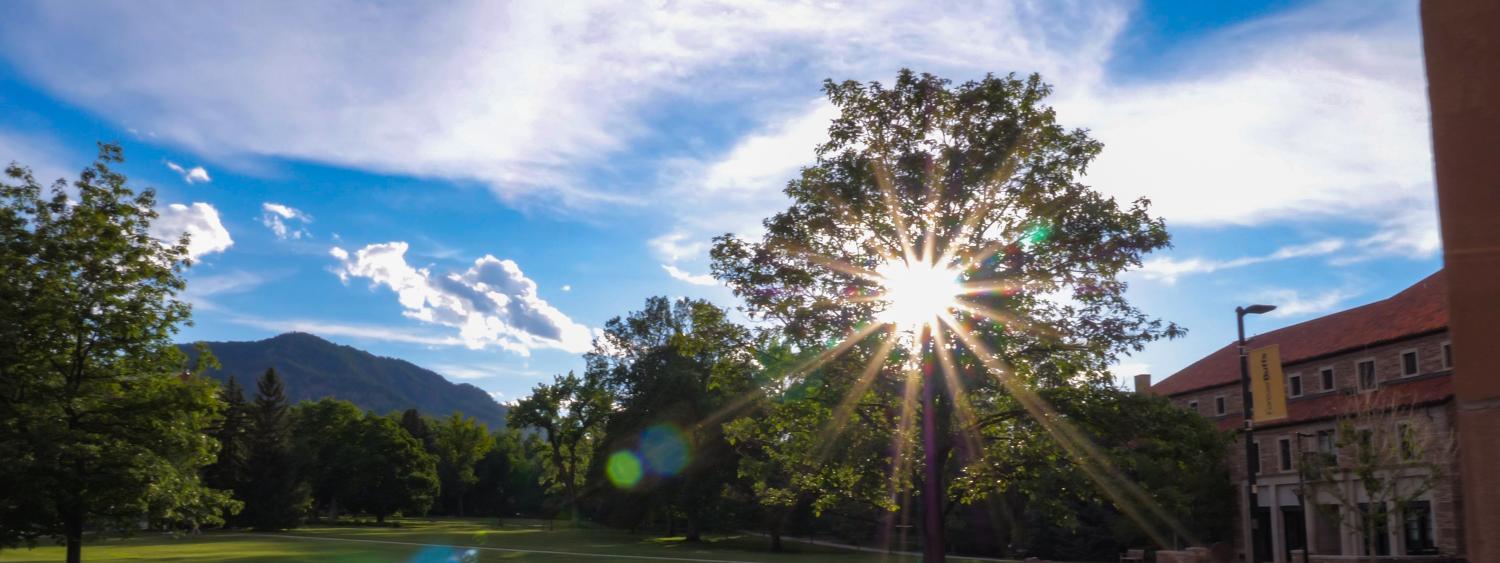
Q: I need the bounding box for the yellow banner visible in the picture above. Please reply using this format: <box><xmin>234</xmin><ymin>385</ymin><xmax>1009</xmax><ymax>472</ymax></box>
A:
<box><xmin>1250</xmin><ymin>344</ymin><xmax>1288</xmax><ymax>422</ymax></box>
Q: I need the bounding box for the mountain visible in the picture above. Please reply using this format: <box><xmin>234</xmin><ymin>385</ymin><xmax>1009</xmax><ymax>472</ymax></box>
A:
<box><xmin>182</xmin><ymin>332</ymin><xmax>508</xmax><ymax>429</ymax></box>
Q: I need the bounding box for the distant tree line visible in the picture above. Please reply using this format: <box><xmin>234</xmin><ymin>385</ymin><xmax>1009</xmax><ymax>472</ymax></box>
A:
<box><xmin>205</xmin><ymin>368</ymin><xmax>548</xmax><ymax>529</ymax></box>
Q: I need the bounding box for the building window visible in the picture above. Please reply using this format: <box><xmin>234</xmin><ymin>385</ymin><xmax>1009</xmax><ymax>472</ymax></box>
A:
<box><xmin>1288</xmin><ymin>373</ymin><xmax>1303</xmax><ymax>398</ymax></box>
<box><xmin>1215</xmin><ymin>396</ymin><xmax>1226</xmax><ymax>416</ymax></box>
<box><xmin>1316</xmin><ymin>429</ymin><xmax>1337</xmax><ymax>465</ymax></box>
<box><xmin>1401</xmin><ymin>350</ymin><xmax>1419</xmax><ymax>376</ymax></box>
<box><xmin>1442</xmin><ymin>341</ymin><xmax>1452</xmax><ymax>370</ymax></box>
<box><xmin>1321</xmin><ymin>367</ymin><xmax>1335</xmax><ymax>391</ymax></box>
<box><xmin>1399</xmin><ymin>423</ymin><xmax>1416</xmax><ymax>460</ymax></box>
<box><xmin>1358</xmin><ymin>359</ymin><xmax>1376</xmax><ymax>390</ymax></box>
<box><xmin>1188</xmin><ymin>400</ymin><xmax>1198</xmax><ymax>413</ymax></box>
<box><xmin>1279</xmin><ymin>438</ymin><xmax>1292</xmax><ymax>471</ymax></box>
<box><xmin>1403</xmin><ymin>500</ymin><xmax>1436</xmax><ymax>555</ymax></box>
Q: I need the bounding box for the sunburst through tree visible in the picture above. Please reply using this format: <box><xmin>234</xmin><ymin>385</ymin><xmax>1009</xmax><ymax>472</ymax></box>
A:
<box><xmin>712</xmin><ymin>70</ymin><xmax>1192</xmax><ymax>562</ymax></box>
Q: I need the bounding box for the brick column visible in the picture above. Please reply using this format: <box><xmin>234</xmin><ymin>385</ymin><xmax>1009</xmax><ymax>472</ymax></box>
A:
<box><xmin>1420</xmin><ymin>1</ymin><xmax>1500</xmax><ymax>561</ymax></box>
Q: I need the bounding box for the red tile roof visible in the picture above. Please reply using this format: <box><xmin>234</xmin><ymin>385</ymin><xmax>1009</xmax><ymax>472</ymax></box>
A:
<box><xmin>1152</xmin><ymin>270</ymin><xmax>1448</xmax><ymax>397</ymax></box>
<box><xmin>1206</xmin><ymin>375</ymin><xmax>1453</xmax><ymax>432</ymax></box>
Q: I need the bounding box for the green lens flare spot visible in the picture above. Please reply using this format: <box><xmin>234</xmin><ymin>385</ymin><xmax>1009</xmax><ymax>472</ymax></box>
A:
<box><xmin>606</xmin><ymin>450</ymin><xmax>643</xmax><ymax>489</ymax></box>
<box><xmin>1025</xmin><ymin>223</ymin><xmax>1051</xmax><ymax>245</ymax></box>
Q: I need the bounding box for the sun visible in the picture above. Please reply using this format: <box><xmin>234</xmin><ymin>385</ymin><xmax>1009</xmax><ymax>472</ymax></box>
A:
<box><xmin>875</xmin><ymin>258</ymin><xmax>962</xmax><ymax>333</ymax></box>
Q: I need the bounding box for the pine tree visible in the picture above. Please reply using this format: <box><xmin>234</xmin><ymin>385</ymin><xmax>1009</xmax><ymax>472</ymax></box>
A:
<box><xmin>204</xmin><ymin>376</ymin><xmax>250</xmax><ymax>523</ymax></box>
<box><xmin>242</xmin><ymin>368</ymin><xmax>309</xmax><ymax>530</ymax></box>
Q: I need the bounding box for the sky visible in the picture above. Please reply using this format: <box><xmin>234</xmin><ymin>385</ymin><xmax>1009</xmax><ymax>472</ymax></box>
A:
<box><xmin>0</xmin><ymin>0</ymin><xmax>1442</xmax><ymax>403</ymax></box>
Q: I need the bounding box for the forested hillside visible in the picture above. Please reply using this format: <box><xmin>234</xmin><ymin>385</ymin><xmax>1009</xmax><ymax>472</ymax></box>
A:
<box><xmin>183</xmin><ymin>332</ymin><xmax>507</xmax><ymax>428</ymax></box>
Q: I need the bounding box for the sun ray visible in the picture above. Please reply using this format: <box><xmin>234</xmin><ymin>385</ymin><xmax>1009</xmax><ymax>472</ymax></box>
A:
<box><xmin>941</xmin><ymin>317</ymin><xmax>1198</xmax><ymax>548</ymax></box>
<box><xmin>871</xmin><ymin>159</ymin><xmax>919</xmax><ymax>265</ymax></box>
<box><xmin>814</xmin><ymin>332</ymin><xmax>898</xmax><ymax>460</ymax></box>
<box><xmin>929</xmin><ymin>322</ymin><xmax>983</xmax><ymax>455</ymax></box>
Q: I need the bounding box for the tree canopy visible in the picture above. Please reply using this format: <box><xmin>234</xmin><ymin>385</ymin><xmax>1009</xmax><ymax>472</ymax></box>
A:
<box><xmin>0</xmin><ymin>145</ymin><xmax>235</xmax><ymax>562</ymax></box>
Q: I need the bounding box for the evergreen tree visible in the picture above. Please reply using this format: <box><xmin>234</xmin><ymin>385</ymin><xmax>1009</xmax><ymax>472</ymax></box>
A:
<box><xmin>204</xmin><ymin>376</ymin><xmax>250</xmax><ymax>519</ymax></box>
<box><xmin>242</xmin><ymin>368</ymin><xmax>309</xmax><ymax>530</ymax></box>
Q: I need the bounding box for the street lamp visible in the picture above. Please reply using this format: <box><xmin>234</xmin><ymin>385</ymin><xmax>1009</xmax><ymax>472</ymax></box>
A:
<box><xmin>1238</xmin><ymin>304</ymin><xmax>1275</xmax><ymax>563</ymax></box>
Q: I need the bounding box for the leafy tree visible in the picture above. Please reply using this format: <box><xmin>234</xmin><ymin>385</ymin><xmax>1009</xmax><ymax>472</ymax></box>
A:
<box><xmin>724</xmin><ymin>339</ymin><xmax>897</xmax><ymax>551</ymax></box>
<box><xmin>957</xmin><ymin>386</ymin><xmax>1232</xmax><ymax>560</ymax></box>
<box><xmin>241</xmin><ymin>368</ymin><xmax>310</xmax><ymax>530</ymax></box>
<box><xmin>470</xmin><ymin>428</ymin><xmax>542</xmax><ymax>524</ymax></box>
<box><xmin>711</xmin><ymin>71</ymin><xmax>1179</xmax><ymax>561</ymax></box>
<box><xmin>1299</xmin><ymin>391</ymin><xmax>1454</xmax><ymax>562</ymax></box>
<box><xmin>290</xmin><ymin>398</ymin><xmax>365</xmax><ymax>520</ymax></box>
<box><xmin>0</xmin><ymin>146</ymin><xmax>236</xmax><ymax>562</ymax></box>
<box><xmin>342</xmin><ymin>415</ymin><xmax>439</xmax><ymax>523</ymax></box>
<box><xmin>204</xmin><ymin>376</ymin><xmax>251</xmax><ymax>516</ymax></box>
<box><xmin>508</xmin><ymin>371</ymin><xmax>610</xmax><ymax>523</ymax></box>
<box><xmin>433</xmin><ymin>412</ymin><xmax>495</xmax><ymax>516</ymax></box>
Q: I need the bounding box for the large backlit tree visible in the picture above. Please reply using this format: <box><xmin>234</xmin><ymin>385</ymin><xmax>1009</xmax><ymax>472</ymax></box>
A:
<box><xmin>711</xmin><ymin>71</ymin><xmax>1181</xmax><ymax>561</ymax></box>
<box><xmin>0</xmin><ymin>145</ymin><xmax>236</xmax><ymax>562</ymax></box>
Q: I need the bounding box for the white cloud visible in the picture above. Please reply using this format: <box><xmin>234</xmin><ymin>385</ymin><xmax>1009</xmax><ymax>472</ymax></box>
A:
<box><xmin>1138</xmin><ymin>238</ymin><xmax>1346</xmax><ymax>283</ymax></box>
<box><xmin>165</xmin><ymin>161</ymin><xmax>211</xmax><ymax>184</ymax></box>
<box><xmin>150</xmin><ymin>202</ymin><xmax>233</xmax><ymax>259</ymax></box>
<box><xmin>0</xmin><ymin>1</ymin><xmax>1438</xmax><ymax>271</ymax></box>
<box><xmin>660</xmin><ymin>1</ymin><xmax>1435</xmax><ymax>268</ymax></box>
<box><xmin>330</xmin><ymin>241</ymin><xmax>591</xmax><ymax>355</ymax></box>
<box><xmin>1058</xmin><ymin>1</ymin><xmax>1432</xmax><ymax>232</ymax></box>
<box><xmin>0</xmin><ymin>1</ymin><xmax>1125</xmax><ymax>208</ymax></box>
<box><xmin>560</xmin><ymin>284</ymin><xmax>572</xmax><ymax>292</ymax></box>
<box><xmin>1258</xmin><ymin>287</ymin><xmax>1362</xmax><ymax>318</ymax></box>
<box><xmin>260</xmin><ymin>202</ymin><xmax>312</xmax><ymax>240</ymax></box>
<box><xmin>661</xmin><ymin>264</ymin><xmax>717</xmax><ymax>286</ymax></box>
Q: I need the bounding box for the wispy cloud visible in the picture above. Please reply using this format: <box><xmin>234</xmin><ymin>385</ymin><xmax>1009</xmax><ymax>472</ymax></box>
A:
<box><xmin>430</xmin><ymin>363</ymin><xmax>545</xmax><ymax>381</ymax></box>
<box><xmin>1138</xmin><ymin>238</ymin><xmax>1346</xmax><ymax>283</ymax></box>
<box><xmin>165</xmin><ymin>161</ymin><xmax>211</xmax><ymax>184</ymax></box>
<box><xmin>1257</xmin><ymin>287</ymin><xmax>1362</xmax><ymax>318</ymax></box>
<box><xmin>224</xmin><ymin>314</ymin><xmax>466</xmax><ymax>347</ymax></box>
<box><xmin>661</xmin><ymin>264</ymin><xmax>717</xmax><ymax>286</ymax></box>
<box><xmin>330</xmin><ymin>241</ymin><xmax>591</xmax><ymax>355</ymax></box>
<box><xmin>260</xmin><ymin>202</ymin><xmax>312</xmax><ymax>240</ymax></box>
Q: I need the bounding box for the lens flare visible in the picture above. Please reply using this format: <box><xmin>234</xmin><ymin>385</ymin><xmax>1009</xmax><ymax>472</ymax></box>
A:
<box><xmin>640</xmin><ymin>424</ymin><xmax>689</xmax><ymax>476</ymax></box>
<box><xmin>605</xmin><ymin>450</ymin><xmax>643</xmax><ymax>489</ymax></box>
<box><xmin>875</xmin><ymin>258</ymin><xmax>962</xmax><ymax>333</ymax></box>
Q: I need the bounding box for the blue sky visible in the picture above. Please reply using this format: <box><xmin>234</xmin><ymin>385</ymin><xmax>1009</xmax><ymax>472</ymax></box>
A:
<box><xmin>0</xmin><ymin>0</ymin><xmax>1441</xmax><ymax>402</ymax></box>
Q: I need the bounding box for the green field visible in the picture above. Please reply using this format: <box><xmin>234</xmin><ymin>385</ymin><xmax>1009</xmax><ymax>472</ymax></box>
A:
<box><xmin>0</xmin><ymin>519</ymin><xmax>1009</xmax><ymax>562</ymax></box>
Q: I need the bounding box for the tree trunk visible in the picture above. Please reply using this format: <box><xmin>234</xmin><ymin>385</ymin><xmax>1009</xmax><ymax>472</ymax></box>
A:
<box><xmin>457</xmin><ymin>494</ymin><xmax>465</xmax><ymax>518</ymax></box>
<box><xmin>685</xmin><ymin>519</ymin><xmax>702</xmax><ymax>543</ymax></box>
<box><xmin>376</xmin><ymin>511</ymin><xmax>387</xmax><ymax>525</ymax></box>
<box><xmin>920</xmin><ymin>359</ymin><xmax>946</xmax><ymax>563</ymax></box>
<box><xmin>64</xmin><ymin>509</ymin><xmax>83</xmax><ymax>563</ymax></box>
<box><xmin>770</xmin><ymin>524</ymin><xmax>783</xmax><ymax>552</ymax></box>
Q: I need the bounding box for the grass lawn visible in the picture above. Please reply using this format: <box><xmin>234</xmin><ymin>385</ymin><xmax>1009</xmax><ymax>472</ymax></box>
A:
<box><xmin>0</xmin><ymin>518</ymin><xmax>1012</xmax><ymax>562</ymax></box>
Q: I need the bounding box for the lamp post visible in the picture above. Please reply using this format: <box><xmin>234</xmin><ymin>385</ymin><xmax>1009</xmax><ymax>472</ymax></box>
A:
<box><xmin>1238</xmin><ymin>304</ymin><xmax>1276</xmax><ymax>563</ymax></box>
